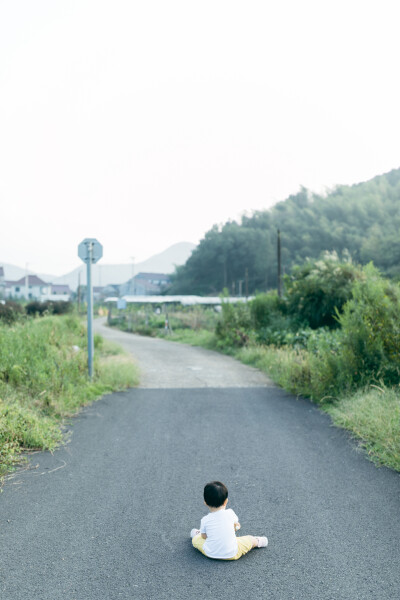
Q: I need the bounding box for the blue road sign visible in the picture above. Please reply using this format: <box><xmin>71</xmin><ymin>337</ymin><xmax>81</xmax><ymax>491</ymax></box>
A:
<box><xmin>78</xmin><ymin>238</ymin><xmax>103</xmax><ymax>264</ymax></box>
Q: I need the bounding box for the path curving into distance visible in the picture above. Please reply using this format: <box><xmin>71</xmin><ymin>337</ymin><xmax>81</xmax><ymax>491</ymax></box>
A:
<box><xmin>93</xmin><ymin>317</ymin><xmax>273</xmax><ymax>388</ymax></box>
<box><xmin>0</xmin><ymin>320</ymin><xmax>399</xmax><ymax>599</ymax></box>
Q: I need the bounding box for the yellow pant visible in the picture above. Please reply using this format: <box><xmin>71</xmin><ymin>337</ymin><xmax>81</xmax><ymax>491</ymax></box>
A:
<box><xmin>192</xmin><ymin>534</ymin><xmax>254</xmax><ymax>560</ymax></box>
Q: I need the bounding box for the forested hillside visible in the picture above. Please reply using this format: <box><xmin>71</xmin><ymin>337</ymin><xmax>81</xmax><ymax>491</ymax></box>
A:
<box><xmin>169</xmin><ymin>168</ymin><xmax>400</xmax><ymax>295</ymax></box>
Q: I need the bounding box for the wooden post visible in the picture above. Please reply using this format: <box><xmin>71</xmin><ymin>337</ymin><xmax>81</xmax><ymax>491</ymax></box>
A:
<box><xmin>277</xmin><ymin>229</ymin><xmax>282</xmax><ymax>297</ymax></box>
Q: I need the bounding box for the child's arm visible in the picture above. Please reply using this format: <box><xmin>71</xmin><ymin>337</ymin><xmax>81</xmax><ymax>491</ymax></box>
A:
<box><xmin>201</xmin><ymin>533</ymin><xmax>207</xmax><ymax>539</ymax></box>
<box><xmin>234</xmin><ymin>522</ymin><xmax>241</xmax><ymax>531</ymax></box>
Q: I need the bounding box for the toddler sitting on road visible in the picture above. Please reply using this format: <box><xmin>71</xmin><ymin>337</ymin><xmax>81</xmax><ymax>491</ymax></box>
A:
<box><xmin>191</xmin><ymin>481</ymin><xmax>268</xmax><ymax>560</ymax></box>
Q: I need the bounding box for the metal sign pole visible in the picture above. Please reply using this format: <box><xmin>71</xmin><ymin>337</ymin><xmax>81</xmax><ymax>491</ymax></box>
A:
<box><xmin>87</xmin><ymin>241</ymin><xmax>94</xmax><ymax>378</ymax></box>
<box><xmin>78</xmin><ymin>237</ymin><xmax>103</xmax><ymax>379</ymax></box>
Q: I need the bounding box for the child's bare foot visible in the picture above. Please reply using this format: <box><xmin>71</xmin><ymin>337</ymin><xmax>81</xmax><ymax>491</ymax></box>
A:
<box><xmin>190</xmin><ymin>529</ymin><xmax>201</xmax><ymax>538</ymax></box>
<box><xmin>256</xmin><ymin>536</ymin><xmax>268</xmax><ymax>548</ymax></box>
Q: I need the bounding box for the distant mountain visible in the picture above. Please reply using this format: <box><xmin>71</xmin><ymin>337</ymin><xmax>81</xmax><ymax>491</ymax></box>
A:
<box><xmin>52</xmin><ymin>242</ymin><xmax>196</xmax><ymax>290</ymax></box>
<box><xmin>1</xmin><ymin>242</ymin><xmax>196</xmax><ymax>291</ymax></box>
<box><xmin>0</xmin><ymin>263</ymin><xmax>56</xmax><ymax>283</ymax></box>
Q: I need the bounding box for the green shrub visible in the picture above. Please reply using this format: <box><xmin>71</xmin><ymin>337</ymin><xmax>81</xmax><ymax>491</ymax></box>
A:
<box><xmin>26</xmin><ymin>300</ymin><xmax>73</xmax><ymax>316</ymax></box>
<box><xmin>26</xmin><ymin>301</ymin><xmax>48</xmax><ymax>316</ymax></box>
<box><xmin>335</xmin><ymin>264</ymin><xmax>400</xmax><ymax>386</ymax></box>
<box><xmin>308</xmin><ymin>264</ymin><xmax>400</xmax><ymax>396</ymax></box>
<box><xmin>215</xmin><ymin>300</ymin><xmax>252</xmax><ymax>348</ymax></box>
<box><xmin>49</xmin><ymin>301</ymin><xmax>73</xmax><ymax>315</ymax></box>
<box><xmin>250</xmin><ymin>292</ymin><xmax>286</xmax><ymax>329</ymax></box>
<box><xmin>250</xmin><ymin>292</ymin><xmax>311</xmax><ymax>348</ymax></box>
<box><xmin>284</xmin><ymin>252</ymin><xmax>361</xmax><ymax>329</ymax></box>
<box><xmin>0</xmin><ymin>301</ymin><xmax>24</xmax><ymax>325</ymax></box>
<box><xmin>134</xmin><ymin>324</ymin><xmax>157</xmax><ymax>337</ymax></box>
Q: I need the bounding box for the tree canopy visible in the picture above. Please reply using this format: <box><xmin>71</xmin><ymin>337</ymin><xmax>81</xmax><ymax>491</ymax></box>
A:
<box><xmin>168</xmin><ymin>168</ymin><xmax>400</xmax><ymax>295</ymax></box>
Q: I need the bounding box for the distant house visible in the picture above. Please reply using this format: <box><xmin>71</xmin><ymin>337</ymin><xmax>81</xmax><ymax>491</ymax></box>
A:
<box><xmin>41</xmin><ymin>284</ymin><xmax>72</xmax><ymax>302</ymax></box>
<box><xmin>5</xmin><ymin>273</ymin><xmax>71</xmax><ymax>302</ymax></box>
<box><xmin>120</xmin><ymin>272</ymin><xmax>171</xmax><ymax>296</ymax></box>
<box><xmin>7</xmin><ymin>275</ymin><xmax>51</xmax><ymax>301</ymax></box>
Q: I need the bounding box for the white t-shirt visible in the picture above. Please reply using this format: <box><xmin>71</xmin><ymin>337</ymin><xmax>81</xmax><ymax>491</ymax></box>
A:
<box><xmin>200</xmin><ymin>508</ymin><xmax>239</xmax><ymax>559</ymax></box>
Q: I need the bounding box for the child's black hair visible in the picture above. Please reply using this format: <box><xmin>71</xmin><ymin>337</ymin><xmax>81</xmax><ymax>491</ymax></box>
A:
<box><xmin>204</xmin><ymin>481</ymin><xmax>228</xmax><ymax>508</ymax></box>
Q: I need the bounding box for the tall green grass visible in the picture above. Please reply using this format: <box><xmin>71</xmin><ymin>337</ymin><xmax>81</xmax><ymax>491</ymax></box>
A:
<box><xmin>236</xmin><ymin>343</ymin><xmax>400</xmax><ymax>471</ymax></box>
<box><xmin>0</xmin><ymin>315</ymin><xmax>139</xmax><ymax>479</ymax></box>
<box><xmin>325</xmin><ymin>387</ymin><xmax>400</xmax><ymax>471</ymax></box>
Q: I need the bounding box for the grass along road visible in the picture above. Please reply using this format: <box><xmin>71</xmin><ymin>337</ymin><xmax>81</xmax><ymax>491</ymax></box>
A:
<box><xmin>0</xmin><ymin>315</ymin><xmax>139</xmax><ymax>480</ymax></box>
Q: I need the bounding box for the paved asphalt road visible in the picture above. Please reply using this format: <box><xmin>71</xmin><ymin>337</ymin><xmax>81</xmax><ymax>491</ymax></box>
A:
<box><xmin>1</xmin><ymin>325</ymin><xmax>399</xmax><ymax>599</ymax></box>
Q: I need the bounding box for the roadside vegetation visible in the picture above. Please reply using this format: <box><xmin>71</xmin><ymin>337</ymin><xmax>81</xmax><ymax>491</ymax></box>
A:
<box><xmin>0</xmin><ymin>308</ymin><xmax>139</xmax><ymax>480</ymax></box>
<box><xmin>110</xmin><ymin>254</ymin><xmax>400</xmax><ymax>472</ymax></box>
<box><xmin>168</xmin><ymin>167</ymin><xmax>400</xmax><ymax>295</ymax></box>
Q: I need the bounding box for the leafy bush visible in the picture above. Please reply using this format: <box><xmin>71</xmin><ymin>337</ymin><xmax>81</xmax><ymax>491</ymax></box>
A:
<box><xmin>250</xmin><ymin>292</ymin><xmax>310</xmax><ymax>347</ymax></box>
<box><xmin>26</xmin><ymin>300</ymin><xmax>73</xmax><ymax>316</ymax></box>
<box><xmin>308</xmin><ymin>264</ymin><xmax>400</xmax><ymax>396</ymax></box>
<box><xmin>250</xmin><ymin>292</ymin><xmax>286</xmax><ymax>329</ymax></box>
<box><xmin>25</xmin><ymin>301</ymin><xmax>48</xmax><ymax>316</ymax></box>
<box><xmin>0</xmin><ymin>301</ymin><xmax>24</xmax><ymax>324</ymax></box>
<box><xmin>335</xmin><ymin>264</ymin><xmax>400</xmax><ymax>387</ymax></box>
<box><xmin>215</xmin><ymin>300</ymin><xmax>252</xmax><ymax>348</ymax></box>
<box><xmin>284</xmin><ymin>252</ymin><xmax>361</xmax><ymax>329</ymax></box>
<box><xmin>49</xmin><ymin>301</ymin><xmax>73</xmax><ymax>315</ymax></box>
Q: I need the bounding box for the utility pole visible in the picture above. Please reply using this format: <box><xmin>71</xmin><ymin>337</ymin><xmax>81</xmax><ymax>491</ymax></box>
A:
<box><xmin>277</xmin><ymin>229</ymin><xmax>282</xmax><ymax>297</ymax></box>
<box><xmin>223</xmin><ymin>257</ymin><xmax>227</xmax><ymax>289</ymax></box>
<box><xmin>245</xmin><ymin>268</ymin><xmax>249</xmax><ymax>298</ymax></box>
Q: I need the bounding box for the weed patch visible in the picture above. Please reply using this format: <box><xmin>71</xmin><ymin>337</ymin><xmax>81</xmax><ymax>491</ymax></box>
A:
<box><xmin>325</xmin><ymin>387</ymin><xmax>400</xmax><ymax>471</ymax></box>
<box><xmin>0</xmin><ymin>316</ymin><xmax>139</xmax><ymax>480</ymax></box>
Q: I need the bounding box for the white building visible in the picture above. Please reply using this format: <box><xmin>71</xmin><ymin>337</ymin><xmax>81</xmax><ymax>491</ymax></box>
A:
<box><xmin>6</xmin><ymin>275</ymin><xmax>71</xmax><ymax>302</ymax></box>
<box><xmin>41</xmin><ymin>284</ymin><xmax>72</xmax><ymax>302</ymax></box>
<box><xmin>8</xmin><ymin>275</ymin><xmax>50</xmax><ymax>301</ymax></box>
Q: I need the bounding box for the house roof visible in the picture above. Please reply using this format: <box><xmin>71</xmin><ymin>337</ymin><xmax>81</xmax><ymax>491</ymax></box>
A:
<box><xmin>13</xmin><ymin>275</ymin><xmax>49</xmax><ymax>286</ymax></box>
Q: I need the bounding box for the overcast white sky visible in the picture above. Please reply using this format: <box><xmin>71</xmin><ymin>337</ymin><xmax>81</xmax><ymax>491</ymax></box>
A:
<box><xmin>1</xmin><ymin>0</ymin><xmax>399</xmax><ymax>276</ymax></box>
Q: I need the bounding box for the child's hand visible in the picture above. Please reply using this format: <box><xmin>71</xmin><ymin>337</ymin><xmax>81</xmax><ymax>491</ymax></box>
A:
<box><xmin>234</xmin><ymin>522</ymin><xmax>241</xmax><ymax>532</ymax></box>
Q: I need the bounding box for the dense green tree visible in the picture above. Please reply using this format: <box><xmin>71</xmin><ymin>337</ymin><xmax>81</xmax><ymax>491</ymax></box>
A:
<box><xmin>169</xmin><ymin>168</ymin><xmax>400</xmax><ymax>295</ymax></box>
